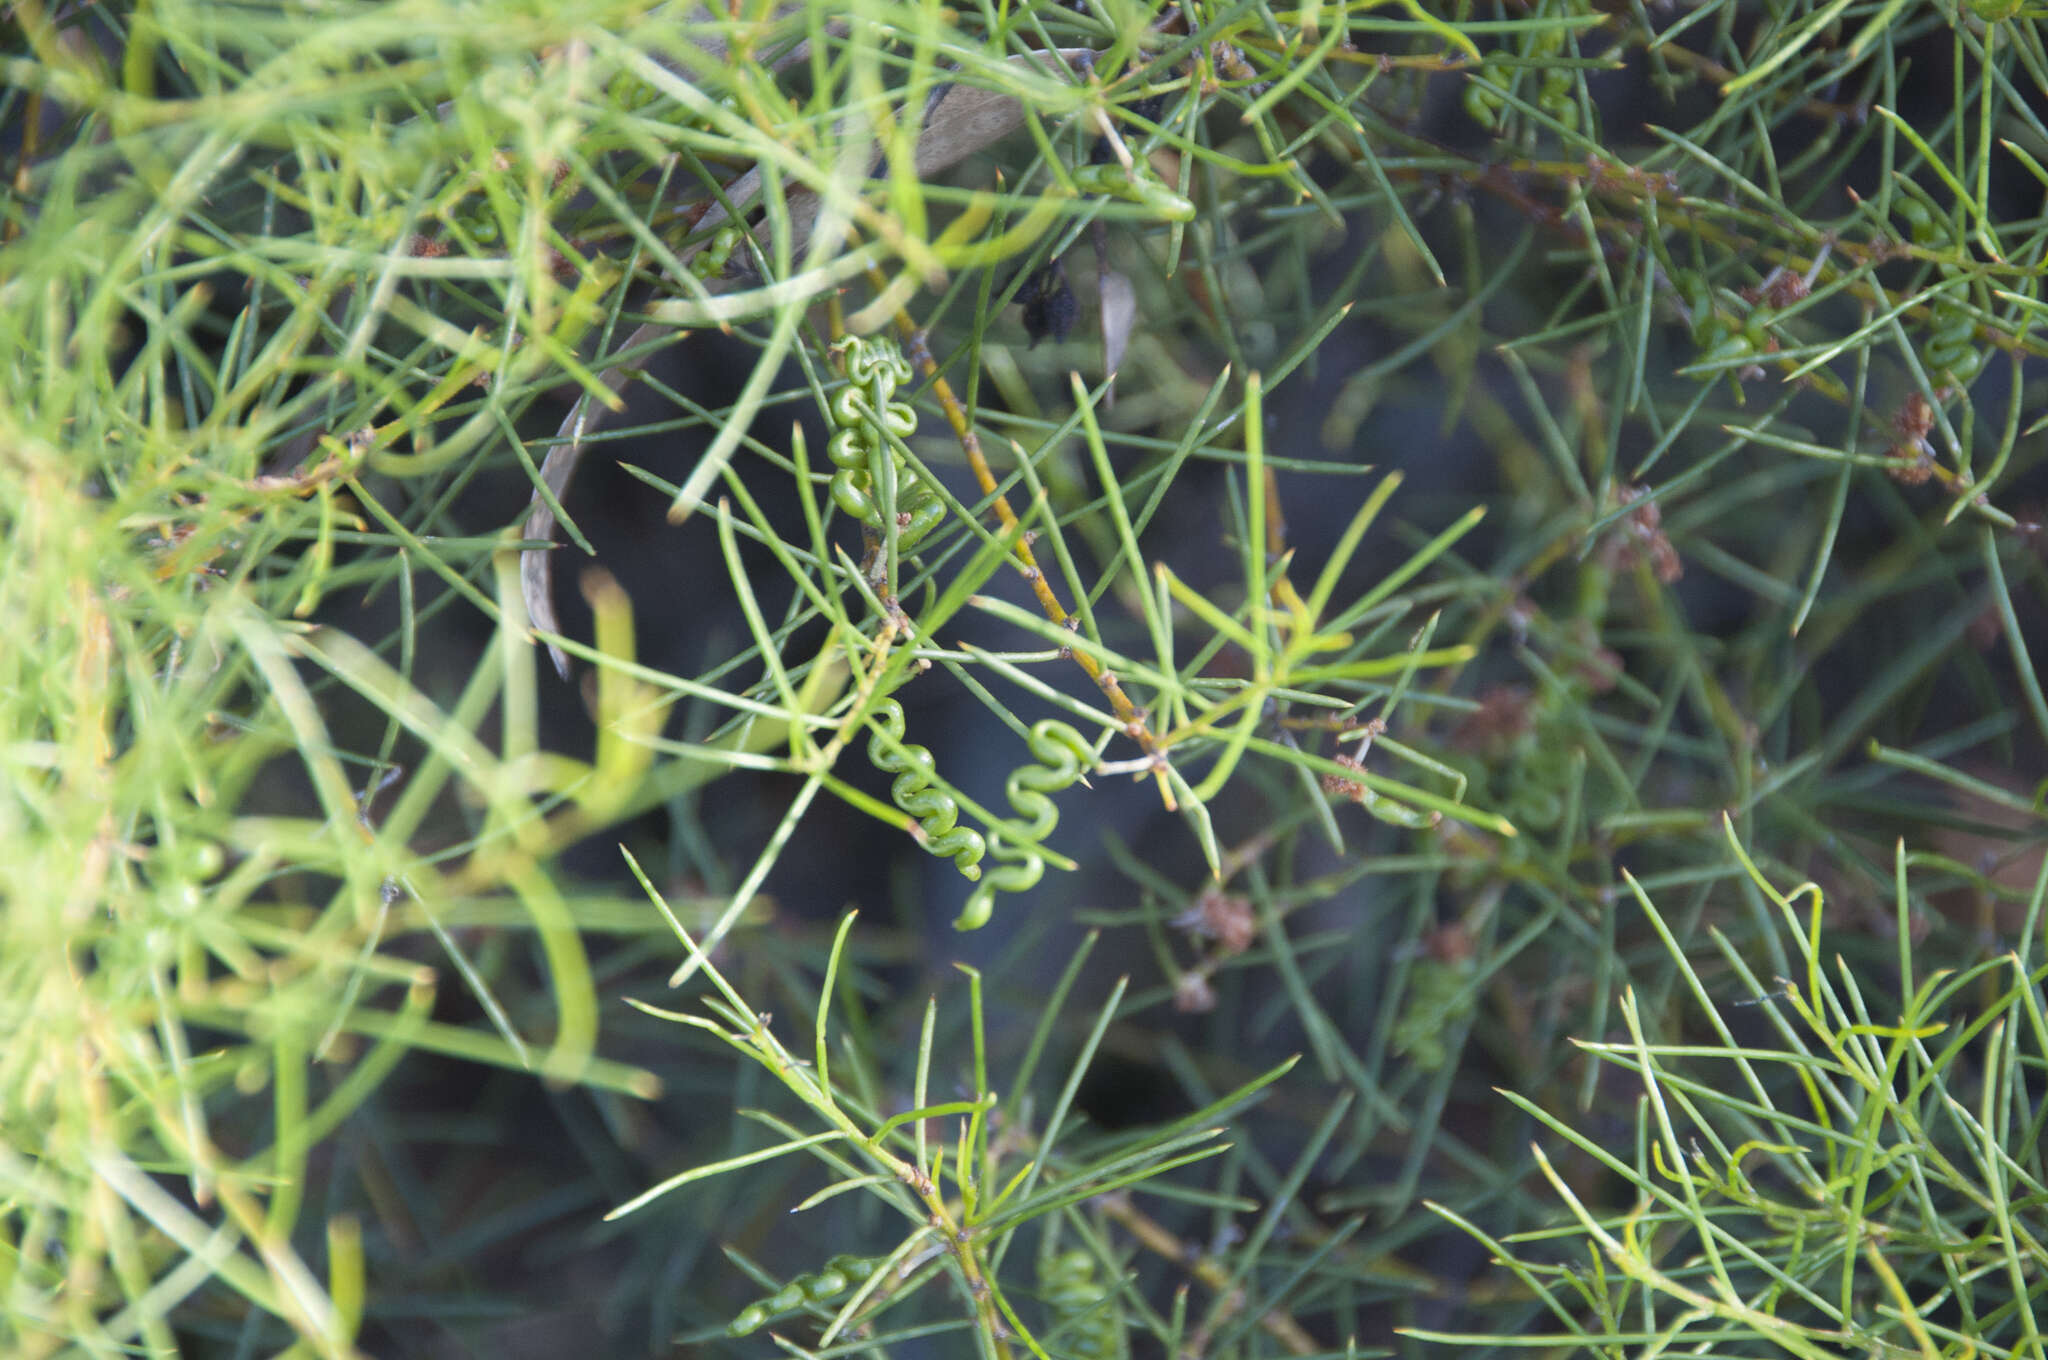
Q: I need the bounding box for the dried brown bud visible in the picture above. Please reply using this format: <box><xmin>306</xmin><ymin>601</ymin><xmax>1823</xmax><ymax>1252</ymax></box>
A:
<box><xmin>1887</xmin><ymin>449</ymin><xmax>1937</xmax><ymax>486</ymax></box>
<box><xmin>1425</xmin><ymin>922</ymin><xmax>1475</xmax><ymax>964</ymax></box>
<box><xmin>1174</xmin><ymin>887</ymin><xmax>1257</xmax><ymax>956</ymax></box>
<box><xmin>1762</xmin><ymin>270</ymin><xmax>1810</xmax><ymax>308</ymax></box>
<box><xmin>1574</xmin><ymin>645</ymin><xmax>1624</xmax><ymax>693</ymax></box>
<box><xmin>1451</xmin><ymin>685</ymin><xmax>1535</xmax><ymax>754</ymax></box>
<box><xmin>1650</xmin><ymin>536</ymin><xmax>1683</xmax><ymax>585</ymax></box>
<box><xmin>1321</xmin><ymin>753</ymin><xmax>1366</xmax><ymax>801</ymax></box>
<box><xmin>1892</xmin><ymin>391</ymin><xmax>1936</xmax><ymax>452</ymax></box>
<box><xmin>1604</xmin><ymin>485</ymin><xmax>1684</xmax><ymax>583</ymax></box>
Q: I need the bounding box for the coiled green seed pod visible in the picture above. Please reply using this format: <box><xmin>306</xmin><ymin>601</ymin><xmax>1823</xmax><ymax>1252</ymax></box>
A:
<box><xmin>869</xmin><ymin>698</ymin><xmax>987</xmax><ymax>879</ymax></box>
<box><xmin>1892</xmin><ymin>194</ymin><xmax>1945</xmax><ymax>247</ymax></box>
<box><xmin>690</xmin><ymin>225</ymin><xmax>740</xmax><ymax>281</ymax></box>
<box><xmin>1923</xmin><ymin>298</ymin><xmax>1984</xmax><ymax>383</ymax></box>
<box><xmin>1038</xmin><ymin>1249</ymin><xmax>1123</xmax><ymax>1360</ymax></box>
<box><xmin>825</xmin><ymin>336</ymin><xmax>941</xmax><ymax>549</ymax></box>
<box><xmin>1682</xmin><ymin>276</ymin><xmax>1730</xmax><ymax>350</ymax></box>
<box><xmin>1538</xmin><ymin>91</ymin><xmax>1580</xmax><ymax>131</ymax></box>
<box><xmin>955</xmin><ymin>719</ymin><xmax>1093</xmax><ymax>930</ymax></box>
<box><xmin>1462</xmin><ymin>77</ymin><xmax>1504</xmax><ymax>130</ymax></box>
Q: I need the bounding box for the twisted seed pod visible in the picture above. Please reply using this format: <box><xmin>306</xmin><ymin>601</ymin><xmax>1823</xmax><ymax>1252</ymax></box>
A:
<box><xmin>1461</xmin><ymin>66</ymin><xmax>1507</xmax><ymax>129</ymax></box>
<box><xmin>955</xmin><ymin>719</ymin><xmax>1092</xmax><ymax>931</ymax></box>
<box><xmin>1038</xmin><ymin>1249</ymin><xmax>1106</xmax><ymax>1308</ymax></box>
<box><xmin>689</xmin><ymin>225</ymin><xmax>740</xmax><ymax>281</ymax></box>
<box><xmin>1923</xmin><ymin>300</ymin><xmax>1984</xmax><ymax>382</ymax></box>
<box><xmin>1038</xmin><ymin>1249</ymin><xmax>1123</xmax><ymax>1360</ymax></box>
<box><xmin>826</xmin><ymin>335</ymin><xmax>920</xmax><ymax>527</ymax></box>
<box><xmin>894</xmin><ymin>479</ymin><xmax>946</xmax><ymax>546</ymax></box>
<box><xmin>1893</xmin><ymin>194</ymin><xmax>1944</xmax><ymax>246</ymax></box>
<box><xmin>1682</xmin><ymin>277</ymin><xmax>1744</xmax><ymax>362</ymax></box>
<box><xmin>869</xmin><ymin>699</ymin><xmax>986</xmax><ymax>879</ymax></box>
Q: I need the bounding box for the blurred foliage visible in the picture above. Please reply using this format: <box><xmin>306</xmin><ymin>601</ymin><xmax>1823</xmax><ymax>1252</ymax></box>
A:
<box><xmin>3</xmin><ymin>0</ymin><xmax>2046</xmax><ymax>1356</ymax></box>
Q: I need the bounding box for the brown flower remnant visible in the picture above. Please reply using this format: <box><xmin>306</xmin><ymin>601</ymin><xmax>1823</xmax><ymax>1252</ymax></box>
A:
<box><xmin>1173</xmin><ymin>886</ymin><xmax>1257</xmax><ymax>957</ymax></box>
<box><xmin>1887</xmin><ymin>453</ymin><xmax>1937</xmax><ymax>486</ymax></box>
<box><xmin>1564</xmin><ymin>620</ymin><xmax>1623</xmax><ymax>693</ymax></box>
<box><xmin>1573</xmin><ymin>645</ymin><xmax>1624</xmax><ymax>693</ymax></box>
<box><xmin>1606</xmin><ymin>484</ymin><xmax>1683</xmax><ymax>584</ymax></box>
<box><xmin>1424</xmin><ymin>921</ymin><xmax>1475</xmax><ymax>965</ymax></box>
<box><xmin>1887</xmin><ymin>391</ymin><xmax>1938</xmax><ymax>485</ymax></box>
<box><xmin>1741</xmin><ymin>253</ymin><xmax>1826</xmax><ymax>310</ymax></box>
<box><xmin>1321</xmin><ymin>752</ymin><xmax>1367</xmax><ymax>803</ymax></box>
<box><xmin>1450</xmin><ymin>684</ymin><xmax>1535</xmax><ymax>757</ymax></box>
<box><xmin>1321</xmin><ymin>717</ymin><xmax>1390</xmax><ymax>805</ymax></box>
<box><xmin>1761</xmin><ymin>268</ymin><xmax>1811</xmax><ymax>309</ymax></box>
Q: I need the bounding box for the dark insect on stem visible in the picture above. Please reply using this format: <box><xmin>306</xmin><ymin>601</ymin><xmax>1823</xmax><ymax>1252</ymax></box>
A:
<box><xmin>1012</xmin><ymin>257</ymin><xmax>1078</xmax><ymax>346</ymax></box>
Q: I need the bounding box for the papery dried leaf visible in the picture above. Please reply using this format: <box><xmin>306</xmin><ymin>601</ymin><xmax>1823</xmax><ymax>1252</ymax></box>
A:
<box><xmin>714</xmin><ymin>49</ymin><xmax>1097</xmax><ymax>281</ymax></box>
<box><xmin>1099</xmin><ymin>269</ymin><xmax>1136</xmax><ymax>400</ymax></box>
<box><xmin>521</xmin><ymin>323</ymin><xmax>687</xmax><ymax>677</ymax></box>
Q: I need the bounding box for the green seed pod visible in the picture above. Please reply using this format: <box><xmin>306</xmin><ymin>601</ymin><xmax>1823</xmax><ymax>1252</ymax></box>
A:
<box><xmin>1069</xmin><ymin>162</ymin><xmax>1196</xmax><ymax>221</ymax></box>
<box><xmin>805</xmin><ymin>1255</ymin><xmax>877</xmax><ymax>1302</ymax></box>
<box><xmin>1970</xmin><ymin>0</ymin><xmax>2023</xmax><ymax>21</ymax></box>
<box><xmin>1681</xmin><ymin>276</ymin><xmax>1724</xmax><ymax>349</ymax></box>
<box><xmin>1892</xmin><ymin>195</ymin><xmax>1943</xmax><ymax>247</ymax></box>
<box><xmin>869</xmin><ymin>698</ymin><xmax>988</xmax><ymax>879</ymax></box>
<box><xmin>1923</xmin><ymin>299</ymin><xmax>1983</xmax><ymax>382</ymax></box>
<box><xmin>803</xmin><ymin>1264</ymin><xmax>850</xmax><ymax>1301</ymax></box>
<box><xmin>823</xmin><ymin>335</ymin><xmax>942</xmax><ymax>550</ymax></box>
<box><xmin>690</xmin><ymin>225</ymin><xmax>740</xmax><ymax>281</ymax></box>
<box><xmin>956</xmin><ymin>719</ymin><xmax>1093</xmax><ymax>930</ymax></box>
<box><xmin>1743</xmin><ymin>309</ymin><xmax>1774</xmax><ymax>354</ymax></box>
<box><xmin>1462</xmin><ymin>76</ymin><xmax>1506</xmax><ymax>130</ymax></box>
<box><xmin>156</xmin><ymin>837</ymin><xmax>225</xmax><ymax>883</ymax></box>
<box><xmin>1391</xmin><ymin>955</ymin><xmax>1477</xmax><ymax>1071</ymax></box>
<box><xmin>1038</xmin><ymin>1249</ymin><xmax>1123</xmax><ymax>1360</ymax></box>
<box><xmin>1700</xmin><ymin>332</ymin><xmax>1757</xmax><ymax>368</ymax></box>
<box><xmin>1927</xmin><ymin>340</ymin><xmax>1983</xmax><ymax>383</ymax></box>
<box><xmin>1538</xmin><ymin>89</ymin><xmax>1580</xmax><ymax>131</ymax></box>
